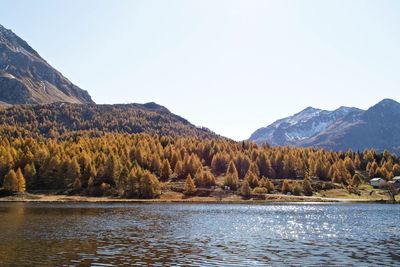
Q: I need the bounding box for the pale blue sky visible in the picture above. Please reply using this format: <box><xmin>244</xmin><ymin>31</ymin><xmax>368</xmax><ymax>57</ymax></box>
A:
<box><xmin>1</xmin><ymin>0</ymin><xmax>400</xmax><ymax>140</ymax></box>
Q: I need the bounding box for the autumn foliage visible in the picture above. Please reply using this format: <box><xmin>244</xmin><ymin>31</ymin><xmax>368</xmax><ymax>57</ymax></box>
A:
<box><xmin>0</xmin><ymin>132</ymin><xmax>399</xmax><ymax>198</ymax></box>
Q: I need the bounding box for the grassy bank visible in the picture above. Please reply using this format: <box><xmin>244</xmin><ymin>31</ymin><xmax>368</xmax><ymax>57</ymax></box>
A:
<box><xmin>0</xmin><ymin>186</ymin><xmax>391</xmax><ymax>203</ymax></box>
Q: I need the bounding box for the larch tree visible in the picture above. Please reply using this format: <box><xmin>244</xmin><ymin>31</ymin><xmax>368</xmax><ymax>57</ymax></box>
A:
<box><xmin>351</xmin><ymin>173</ymin><xmax>363</xmax><ymax>187</ymax></box>
<box><xmin>66</xmin><ymin>158</ymin><xmax>81</xmax><ymax>188</ymax></box>
<box><xmin>105</xmin><ymin>155</ymin><xmax>122</xmax><ymax>185</ymax></box>
<box><xmin>194</xmin><ymin>168</ymin><xmax>204</xmax><ymax>188</ymax></box>
<box><xmin>160</xmin><ymin>159</ymin><xmax>172</xmax><ymax>181</ymax></box>
<box><xmin>203</xmin><ymin>170</ymin><xmax>216</xmax><ymax>188</ymax></box>
<box><xmin>15</xmin><ymin>168</ymin><xmax>26</xmax><ymax>193</ymax></box>
<box><xmin>174</xmin><ymin>161</ymin><xmax>185</xmax><ymax>179</ymax></box>
<box><xmin>73</xmin><ymin>177</ymin><xmax>82</xmax><ymax>190</ymax></box>
<box><xmin>23</xmin><ymin>163</ymin><xmax>36</xmax><ymax>188</ymax></box>
<box><xmin>302</xmin><ymin>179</ymin><xmax>313</xmax><ymax>196</ymax></box>
<box><xmin>211</xmin><ymin>152</ymin><xmax>229</xmax><ymax>175</ymax></box>
<box><xmin>235</xmin><ymin>154</ymin><xmax>251</xmax><ymax>179</ymax></box>
<box><xmin>183</xmin><ymin>174</ymin><xmax>196</xmax><ymax>196</ymax></box>
<box><xmin>224</xmin><ymin>161</ymin><xmax>240</xmax><ymax>190</ymax></box>
<box><xmin>240</xmin><ymin>179</ymin><xmax>252</xmax><ymax>198</ymax></box>
<box><xmin>244</xmin><ymin>170</ymin><xmax>259</xmax><ymax>188</ymax></box>
<box><xmin>151</xmin><ymin>155</ymin><xmax>162</xmax><ymax>175</ymax></box>
<box><xmin>344</xmin><ymin>157</ymin><xmax>355</xmax><ymax>176</ymax></box>
<box><xmin>292</xmin><ymin>182</ymin><xmax>302</xmax><ymax>196</ymax></box>
<box><xmin>257</xmin><ymin>153</ymin><xmax>274</xmax><ymax>178</ymax></box>
<box><xmin>281</xmin><ymin>179</ymin><xmax>292</xmax><ymax>194</ymax></box>
<box><xmin>126</xmin><ymin>167</ymin><xmax>140</xmax><ymax>197</ymax></box>
<box><xmin>3</xmin><ymin>169</ymin><xmax>18</xmax><ymax>192</ymax></box>
<box><xmin>170</xmin><ymin>151</ymin><xmax>180</xmax><ymax>170</ymax></box>
<box><xmin>393</xmin><ymin>164</ymin><xmax>400</xmax><ymax>177</ymax></box>
<box><xmin>139</xmin><ymin>170</ymin><xmax>161</xmax><ymax>199</ymax></box>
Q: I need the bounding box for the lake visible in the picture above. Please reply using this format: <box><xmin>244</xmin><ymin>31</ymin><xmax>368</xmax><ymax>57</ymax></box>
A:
<box><xmin>0</xmin><ymin>202</ymin><xmax>399</xmax><ymax>266</ymax></box>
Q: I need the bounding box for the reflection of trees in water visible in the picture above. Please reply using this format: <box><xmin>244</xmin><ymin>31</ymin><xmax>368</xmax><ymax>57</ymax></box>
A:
<box><xmin>118</xmin><ymin>207</ymin><xmax>202</xmax><ymax>265</ymax></box>
<box><xmin>0</xmin><ymin>204</ymin><xmax>102</xmax><ymax>266</ymax></box>
<box><xmin>0</xmin><ymin>203</ymin><xmax>25</xmax><ymax>266</ymax></box>
<box><xmin>0</xmin><ymin>204</ymin><xmax>193</xmax><ymax>265</ymax></box>
<box><xmin>2</xmin><ymin>203</ymin><xmax>400</xmax><ymax>265</ymax></box>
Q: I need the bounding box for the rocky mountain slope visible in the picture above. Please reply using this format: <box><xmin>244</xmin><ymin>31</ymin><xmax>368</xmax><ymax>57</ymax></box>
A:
<box><xmin>249</xmin><ymin>99</ymin><xmax>400</xmax><ymax>154</ymax></box>
<box><xmin>0</xmin><ymin>24</ymin><xmax>93</xmax><ymax>104</ymax></box>
<box><xmin>250</xmin><ymin>106</ymin><xmax>363</xmax><ymax>145</ymax></box>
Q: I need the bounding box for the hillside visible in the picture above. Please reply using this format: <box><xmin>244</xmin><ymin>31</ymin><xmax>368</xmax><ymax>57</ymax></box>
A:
<box><xmin>0</xmin><ymin>102</ymin><xmax>217</xmax><ymax>139</ymax></box>
<box><xmin>299</xmin><ymin>99</ymin><xmax>400</xmax><ymax>153</ymax></box>
<box><xmin>250</xmin><ymin>99</ymin><xmax>400</xmax><ymax>154</ymax></box>
<box><xmin>0</xmin><ymin>24</ymin><xmax>93</xmax><ymax>104</ymax></box>
<box><xmin>249</xmin><ymin>106</ymin><xmax>363</xmax><ymax>146</ymax></box>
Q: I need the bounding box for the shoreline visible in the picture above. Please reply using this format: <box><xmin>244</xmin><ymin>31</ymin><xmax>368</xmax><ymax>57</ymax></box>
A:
<box><xmin>0</xmin><ymin>193</ymin><xmax>385</xmax><ymax>204</ymax></box>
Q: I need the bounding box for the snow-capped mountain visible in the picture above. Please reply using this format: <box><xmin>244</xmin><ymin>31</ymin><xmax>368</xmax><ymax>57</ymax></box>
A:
<box><xmin>249</xmin><ymin>106</ymin><xmax>363</xmax><ymax>146</ymax></box>
<box><xmin>250</xmin><ymin>99</ymin><xmax>400</xmax><ymax>154</ymax></box>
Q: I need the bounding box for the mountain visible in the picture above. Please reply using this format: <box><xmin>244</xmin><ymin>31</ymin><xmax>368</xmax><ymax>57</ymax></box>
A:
<box><xmin>0</xmin><ymin>24</ymin><xmax>93</xmax><ymax>104</ymax></box>
<box><xmin>0</xmin><ymin>102</ymin><xmax>218</xmax><ymax>139</ymax></box>
<box><xmin>249</xmin><ymin>106</ymin><xmax>363</xmax><ymax>145</ymax></box>
<box><xmin>249</xmin><ymin>99</ymin><xmax>400</xmax><ymax>154</ymax></box>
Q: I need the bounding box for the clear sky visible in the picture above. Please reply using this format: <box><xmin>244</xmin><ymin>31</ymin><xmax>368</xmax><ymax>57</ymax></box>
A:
<box><xmin>1</xmin><ymin>0</ymin><xmax>400</xmax><ymax>140</ymax></box>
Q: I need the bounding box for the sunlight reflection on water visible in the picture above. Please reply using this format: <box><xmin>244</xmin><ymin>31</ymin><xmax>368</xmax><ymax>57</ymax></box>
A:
<box><xmin>0</xmin><ymin>203</ymin><xmax>399</xmax><ymax>266</ymax></box>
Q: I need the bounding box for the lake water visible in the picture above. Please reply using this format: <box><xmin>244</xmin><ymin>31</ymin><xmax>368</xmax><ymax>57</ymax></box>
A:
<box><xmin>0</xmin><ymin>202</ymin><xmax>399</xmax><ymax>266</ymax></box>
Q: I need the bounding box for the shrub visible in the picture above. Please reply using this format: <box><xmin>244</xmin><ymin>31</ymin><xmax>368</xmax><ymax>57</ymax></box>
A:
<box><xmin>252</xmin><ymin>187</ymin><xmax>267</xmax><ymax>195</ymax></box>
<box><xmin>281</xmin><ymin>179</ymin><xmax>292</xmax><ymax>194</ymax></box>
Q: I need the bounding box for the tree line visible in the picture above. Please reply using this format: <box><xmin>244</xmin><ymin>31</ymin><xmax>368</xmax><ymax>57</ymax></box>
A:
<box><xmin>0</xmin><ymin>133</ymin><xmax>399</xmax><ymax>198</ymax></box>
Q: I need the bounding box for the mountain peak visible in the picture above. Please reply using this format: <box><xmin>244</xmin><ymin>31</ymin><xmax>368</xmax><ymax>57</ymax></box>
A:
<box><xmin>249</xmin><ymin>105</ymin><xmax>360</xmax><ymax>145</ymax></box>
<box><xmin>0</xmin><ymin>24</ymin><xmax>10</xmax><ymax>34</ymax></box>
<box><xmin>337</xmin><ymin>106</ymin><xmax>352</xmax><ymax>111</ymax></box>
<box><xmin>300</xmin><ymin>106</ymin><xmax>320</xmax><ymax>113</ymax></box>
<box><xmin>0</xmin><ymin>24</ymin><xmax>40</xmax><ymax>59</ymax></box>
<box><xmin>249</xmin><ymin>99</ymin><xmax>400</xmax><ymax>154</ymax></box>
<box><xmin>0</xmin><ymin>24</ymin><xmax>93</xmax><ymax>105</ymax></box>
<box><xmin>375</xmin><ymin>98</ymin><xmax>400</xmax><ymax>107</ymax></box>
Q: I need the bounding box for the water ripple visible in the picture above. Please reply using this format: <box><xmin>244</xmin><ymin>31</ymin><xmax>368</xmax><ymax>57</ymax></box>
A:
<box><xmin>0</xmin><ymin>203</ymin><xmax>399</xmax><ymax>266</ymax></box>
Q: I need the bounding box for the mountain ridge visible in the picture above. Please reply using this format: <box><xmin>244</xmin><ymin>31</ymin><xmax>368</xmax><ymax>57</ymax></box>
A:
<box><xmin>249</xmin><ymin>105</ymin><xmax>363</xmax><ymax>145</ymax></box>
<box><xmin>0</xmin><ymin>101</ymin><xmax>218</xmax><ymax>139</ymax></box>
<box><xmin>0</xmin><ymin>24</ymin><xmax>93</xmax><ymax>105</ymax></box>
<box><xmin>249</xmin><ymin>99</ymin><xmax>400</xmax><ymax>154</ymax></box>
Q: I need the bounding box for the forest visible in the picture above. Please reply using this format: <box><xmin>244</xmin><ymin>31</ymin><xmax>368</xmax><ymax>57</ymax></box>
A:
<box><xmin>0</xmin><ymin>132</ymin><xmax>399</xmax><ymax>199</ymax></box>
<box><xmin>0</xmin><ymin>103</ymin><xmax>216</xmax><ymax>139</ymax></box>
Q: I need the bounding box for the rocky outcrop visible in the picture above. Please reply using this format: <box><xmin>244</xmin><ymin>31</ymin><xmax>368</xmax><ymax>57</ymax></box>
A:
<box><xmin>0</xmin><ymin>24</ymin><xmax>93</xmax><ymax>104</ymax></box>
